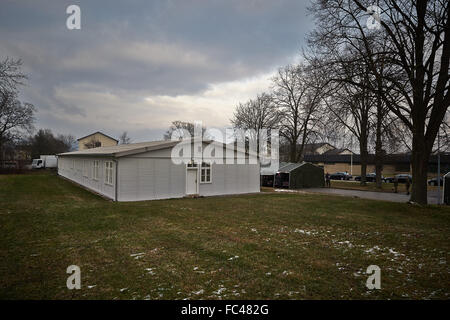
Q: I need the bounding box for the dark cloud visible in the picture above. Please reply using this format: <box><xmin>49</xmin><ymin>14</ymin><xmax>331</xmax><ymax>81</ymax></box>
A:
<box><xmin>0</xmin><ymin>0</ymin><xmax>313</xmax><ymax>141</ymax></box>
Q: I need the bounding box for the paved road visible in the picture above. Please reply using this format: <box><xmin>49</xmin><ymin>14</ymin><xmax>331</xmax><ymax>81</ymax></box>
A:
<box><xmin>302</xmin><ymin>188</ymin><xmax>443</xmax><ymax>204</ymax></box>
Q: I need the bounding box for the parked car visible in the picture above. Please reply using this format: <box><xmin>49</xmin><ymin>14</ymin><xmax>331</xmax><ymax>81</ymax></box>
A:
<box><xmin>427</xmin><ymin>176</ymin><xmax>443</xmax><ymax>186</ymax></box>
<box><xmin>383</xmin><ymin>176</ymin><xmax>394</xmax><ymax>183</ymax></box>
<box><xmin>384</xmin><ymin>174</ymin><xmax>412</xmax><ymax>183</ymax></box>
<box><xmin>354</xmin><ymin>173</ymin><xmax>372</xmax><ymax>181</ymax></box>
<box><xmin>330</xmin><ymin>172</ymin><xmax>352</xmax><ymax>180</ymax></box>
<box><xmin>354</xmin><ymin>173</ymin><xmax>384</xmax><ymax>182</ymax></box>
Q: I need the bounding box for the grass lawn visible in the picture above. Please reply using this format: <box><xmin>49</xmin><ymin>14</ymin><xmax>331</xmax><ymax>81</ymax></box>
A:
<box><xmin>0</xmin><ymin>171</ymin><xmax>449</xmax><ymax>300</ymax></box>
<box><xmin>329</xmin><ymin>180</ymin><xmax>438</xmax><ymax>194</ymax></box>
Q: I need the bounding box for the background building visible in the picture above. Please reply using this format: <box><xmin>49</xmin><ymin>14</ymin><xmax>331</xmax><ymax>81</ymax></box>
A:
<box><xmin>77</xmin><ymin>131</ymin><xmax>118</xmax><ymax>151</ymax></box>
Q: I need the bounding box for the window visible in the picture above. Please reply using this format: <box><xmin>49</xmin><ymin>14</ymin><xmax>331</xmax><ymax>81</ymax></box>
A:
<box><xmin>200</xmin><ymin>162</ymin><xmax>211</xmax><ymax>183</ymax></box>
<box><xmin>82</xmin><ymin>160</ymin><xmax>88</xmax><ymax>177</ymax></box>
<box><xmin>93</xmin><ymin>160</ymin><xmax>99</xmax><ymax>180</ymax></box>
<box><xmin>105</xmin><ymin>161</ymin><xmax>114</xmax><ymax>185</ymax></box>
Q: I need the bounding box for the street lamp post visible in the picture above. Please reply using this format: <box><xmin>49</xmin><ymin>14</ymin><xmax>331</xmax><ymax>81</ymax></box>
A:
<box><xmin>350</xmin><ymin>152</ymin><xmax>353</xmax><ymax>176</ymax></box>
<box><xmin>350</xmin><ymin>136</ymin><xmax>353</xmax><ymax>176</ymax></box>
<box><xmin>437</xmin><ymin>129</ymin><xmax>441</xmax><ymax>205</ymax></box>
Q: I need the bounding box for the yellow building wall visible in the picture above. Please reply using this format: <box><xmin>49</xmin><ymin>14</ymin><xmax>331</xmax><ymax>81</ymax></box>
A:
<box><xmin>321</xmin><ymin>163</ymin><xmax>410</xmax><ymax>176</ymax></box>
<box><xmin>78</xmin><ymin>133</ymin><xmax>118</xmax><ymax>150</ymax></box>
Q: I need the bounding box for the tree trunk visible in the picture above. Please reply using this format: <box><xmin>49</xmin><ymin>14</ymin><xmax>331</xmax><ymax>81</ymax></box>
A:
<box><xmin>374</xmin><ymin>144</ymin><xmax>383</xmax><ymax>189</ymax></box>
<box><xmin>289</xmin><ymin>141</ymin><xmax>297</xmax><ymax>162</ymax></box>
<box><xmin>375</xmin><ymin>98</ymin><xmax>383</xmax><ymax>189</ymax></box>
<box><xmin>359</xmin><ymin>117</ymin><xmax>368</xmax><ymax>186</ymax></box>
<box><xmin>410</xmin><ymin>135</ymin><xmax>429</xmax><ymax>204</ymax></box>
<box><xmin>359</xmin><ymin>138</ymin><xmax>368</xmax><ymax>186</ymax></box>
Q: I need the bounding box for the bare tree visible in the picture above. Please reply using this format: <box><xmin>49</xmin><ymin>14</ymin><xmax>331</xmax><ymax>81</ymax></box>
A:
<box><xmin>0</xmin><ymin>57</ymin><xmax>35</xmax><ymax>162</ymax></box>
<box><xmin>163</xmin><ymin>121</ymin><xmax>208</xmax><ymax>140</ymax></box>
<box><xmin>322</xmin><ymin>69</ymin><xmax>373</xmax><ymax>185</ymax></box>
<box><xmin>119</xmin><ymin>131</ymin><xmax>132</xmax><ymax>144</ymax></box>
<box><xmin>231</xmin><ymin>92</ymin><xmax>282</xmax><ymax>155</ymax></box>
<box><xmin>272</xmin><ymin>64</ymin><xmax>324</xmax><ymax>162</ymax></box>
<box><xmin>57</xmin><ymin>134</ymin><xmax>76</xmax><ymax>152</ymax></box>
<box><xmin>0</xmin><ymin>90</ymin><xmax>35</xmax><ymax>158</ymax></box>
<box><xmin>0</xmin><ymin>57</ymin><xmax>26</xmax><ymax>93</ymax></box>
<box><xmin>309</xmin><ymin>0</ymin><xmax>450</xmax><ymax>204</ymax></box>
<box><xmin>26</xmin><ymin>129</ymin><xmax>74</xmax><ymax>158</ymax></box>
<box><xmin>433</xmin><ymin>110</ymin><xmax>450</xmax><ymax>153</ymax></box>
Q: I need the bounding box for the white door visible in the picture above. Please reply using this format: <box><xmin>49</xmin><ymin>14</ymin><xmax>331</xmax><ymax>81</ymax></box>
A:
<box><xmin>186</xmin><ymin>169</ymin><xmax>198</xmax><ymax>195</ymax></box>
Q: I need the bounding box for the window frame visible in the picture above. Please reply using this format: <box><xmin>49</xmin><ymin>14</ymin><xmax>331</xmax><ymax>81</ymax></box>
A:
<box><xmin>200</xmin><ymin>162</ymin><xmax>212</xmax><ymax>184</ymax></box>
<box><xmin>93</xmin><ymin>160</ymin><xmax>99</xmax><ymax>181</ymax></box>
<box><xmin>104</xmin><ymin>161</ymin><xmax>114</xmax><ymax>185</ymax></box>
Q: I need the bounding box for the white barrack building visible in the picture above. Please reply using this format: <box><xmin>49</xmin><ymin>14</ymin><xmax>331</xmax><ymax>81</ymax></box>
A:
<box><xmin>57</xmin><ymin>140</ymin><xmax>260</xmax><ymax>201</ymax></box>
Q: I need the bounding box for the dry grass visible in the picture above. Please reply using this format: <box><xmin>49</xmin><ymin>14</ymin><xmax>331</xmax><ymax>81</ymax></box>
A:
<box><xmin>0</xmin><ymin>172</ymin><xmax>449</xmax><ymax>299</ymax></box>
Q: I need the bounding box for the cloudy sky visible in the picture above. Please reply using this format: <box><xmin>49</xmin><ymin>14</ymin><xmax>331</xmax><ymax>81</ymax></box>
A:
<box><xmin>1</xmin><ymin>0</ymin><xmax>314</xmax><ymax>142</ymax></box>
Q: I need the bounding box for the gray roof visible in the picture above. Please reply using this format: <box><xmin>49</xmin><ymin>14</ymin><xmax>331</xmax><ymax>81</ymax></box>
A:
<box><xmin>277</xmin><ymin>162</ymin><xmax>305</xmax><ymax>173</ymax></box>
<box><xmin>58</xmin><ymin>140</ymin><xmax>179</xmax><ymax>158</ymax></box>
<box><xmin>58</xmin><ymin>139</ymin><xmax>256</xmax><ymax>159</ymax></box>
<box><xmin>302</xmin><ymin>142</ymin><xmax>334</xmax><ymax>154</ymax></box>
<box><xmin>324</xmin><ymin>148</ymin><xmax>352</xmax><ymax>155</ymax></box>
<box><xmin>261</xmin><ymin>161</ymin><xmax>323</xmax><ymax>175</ymax></box>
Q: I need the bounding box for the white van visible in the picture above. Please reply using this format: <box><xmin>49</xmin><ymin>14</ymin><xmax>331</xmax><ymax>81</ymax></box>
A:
<box><xmin>32</xmin><ymin>155</ymin><xmax>57</xmax><ymax>169</ymax></box>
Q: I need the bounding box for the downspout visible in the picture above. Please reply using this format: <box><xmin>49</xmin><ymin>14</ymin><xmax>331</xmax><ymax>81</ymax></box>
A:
<box><xmin>113</xmin><ymin>158</ymin><xmax>118</xmax><ymax>202</ymax></box>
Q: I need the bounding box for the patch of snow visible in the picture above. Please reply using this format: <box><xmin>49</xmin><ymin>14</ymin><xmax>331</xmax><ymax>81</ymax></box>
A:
<box><xmin>130</xmin><ymin>252</ymin><xmax>145</xmax><ymax>259</ymax></box>
<box><xmin>364</xmin><ymin>246</ymin><xmax>382</xmax><ymax>254</ymax></box>
<box><xmin>213</xmin><ymin>285</ymin><xmax>226</xmax><ymax>295</ymax></box>
<box><xmin>388</xmin><ymin>248</ymin><xmax>403</xmax><ymax>257</ymax></box>
<box><xmin>294</xmin><ymin>229</ymin><xmax>309</xmax><ymax>235</ymax></box>
<box><xmin>192</xmin><ymin>289</ymin><xmax>204</xmax><ymax>295</ymax></box>
<box><xmin>145</xmin><ymin>268</ymin><xmax>156</xmax><ymax>275</ymax></box>
<box><xmin>337</xmin><ymin>240</ymin><xmax>353</xmax><ymax>248</ymax></box>
<box><xmin>130</xmin><ymin>252</ymin><xmax>145</xmax><ymax>257</ymax></box>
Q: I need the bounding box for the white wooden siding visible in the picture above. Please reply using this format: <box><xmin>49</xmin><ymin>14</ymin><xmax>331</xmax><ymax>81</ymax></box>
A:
<box><xmin>117</xmin><ymin>157</ymin><xmax>186</xmax><ymax>201</ymax></box>
<box><xmin>199</xmin><ymin>163</ymin><xmax>260</xmax><ymax>197</ymax></box>
<box><xmin>58</xmin><ymin>157</ymin><xmax>115</xmax><ymax>200</ymax></box>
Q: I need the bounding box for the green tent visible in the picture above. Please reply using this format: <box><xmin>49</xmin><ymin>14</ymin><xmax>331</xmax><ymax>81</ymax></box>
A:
<box><xmin>274</xmin><ymin>162</ymin><xmax>324</xmax><ymax>189</ymax></box>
